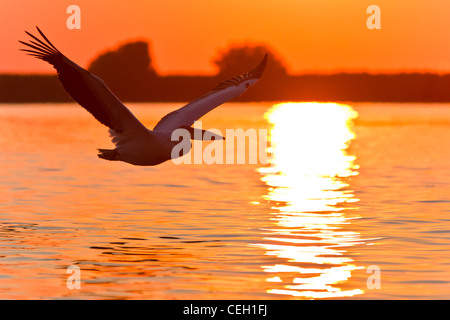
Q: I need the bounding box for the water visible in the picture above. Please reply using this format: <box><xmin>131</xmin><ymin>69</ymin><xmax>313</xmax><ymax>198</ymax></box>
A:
<box><xmin>0</xmin><ymin>102</ymin><xmax>449</xmax><ymax>299</ymax></box>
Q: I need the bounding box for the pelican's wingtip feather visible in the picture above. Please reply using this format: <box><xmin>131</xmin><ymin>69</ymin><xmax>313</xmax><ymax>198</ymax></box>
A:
<box><xmin>249</xmin><ymin>53</ymin><xmax>268</xmax><ymax>80</ymax></box>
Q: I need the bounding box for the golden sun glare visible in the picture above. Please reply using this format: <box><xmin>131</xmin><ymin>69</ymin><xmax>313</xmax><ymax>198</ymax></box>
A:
<box><xmin>256</xmin><ymin>102</ymin><xmax>364</xmax><ymax>299</ymax></box>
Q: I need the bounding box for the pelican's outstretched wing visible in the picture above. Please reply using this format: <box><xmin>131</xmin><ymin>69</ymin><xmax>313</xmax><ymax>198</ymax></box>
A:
<box><xmin>153</xmin><ymin>54</ymin><xmax>267</xmax><ymax>132</ymax></box>
<box><xmin>19</xmin><ymin>27</ymin><xmax>149</xmax><ymax>140</ymax></box>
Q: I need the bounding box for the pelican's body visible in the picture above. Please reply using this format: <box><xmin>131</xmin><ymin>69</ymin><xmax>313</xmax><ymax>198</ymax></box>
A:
<box><xmin>20</xmin><ymin>27</ymin><xmax>267</xmax><ymax>166</ymax></box>
<box><xmin>111</xmin><ymin>130</ymin><xmax>179</xmax><ymax>166</ymax></box>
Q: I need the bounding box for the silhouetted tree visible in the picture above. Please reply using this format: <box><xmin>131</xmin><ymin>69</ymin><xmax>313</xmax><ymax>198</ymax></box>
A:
<box><xmin>88</xmin><ymin>41</ymin><xmax>157</xmax><ymax>100</ymax></box>
<box><xmin>213</xmin><ymin>44</ymin><xmax>288</xmax><ymax>79</ymax></box>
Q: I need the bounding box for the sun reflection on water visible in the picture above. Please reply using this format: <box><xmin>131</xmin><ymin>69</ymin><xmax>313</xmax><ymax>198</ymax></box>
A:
<box><xmin>256</xmin><ymin>102</ymin><xmax>364</xmax><ymax>299</ymax></box>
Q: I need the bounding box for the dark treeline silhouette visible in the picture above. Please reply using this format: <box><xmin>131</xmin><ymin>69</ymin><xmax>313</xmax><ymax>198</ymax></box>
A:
<box><xmin>87</xmin><ymin>41</ymin><xmax>158</xmax><ymax>100</ymax></box>
<box><xmin>213</xmin><ymin>44</ymin><xmax>288</xmax><ymax>79</ymax></box>
<box><xmin>2</xmin><ymin>42</ymin><xmax>450</xmax><ymax>103</ymax></box>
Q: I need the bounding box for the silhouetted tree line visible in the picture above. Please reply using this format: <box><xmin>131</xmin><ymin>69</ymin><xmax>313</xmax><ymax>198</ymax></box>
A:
<box><xmin>2</xmin><ymin>42</ymin><xmax>450</xmax><ymax>103</ymax></box>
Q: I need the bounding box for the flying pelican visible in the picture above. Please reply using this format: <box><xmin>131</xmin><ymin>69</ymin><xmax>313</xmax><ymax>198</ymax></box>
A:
<box><xmin>19</xmin><ymin>27</ymin><xmax>267</xmax><ymax>166</ymax></box>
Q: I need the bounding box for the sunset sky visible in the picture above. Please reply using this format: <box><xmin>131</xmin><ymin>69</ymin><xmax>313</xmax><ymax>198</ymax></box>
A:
<box><xmin>1</xmin><ymin>0</ymin><xmax>449</xmax><ymax>75</ymax></box>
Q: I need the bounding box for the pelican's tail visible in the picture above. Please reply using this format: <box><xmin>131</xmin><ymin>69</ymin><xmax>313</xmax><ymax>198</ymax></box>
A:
<box><xmin>97</xmin><ymin>148</ymin><xmax>119</xmax><ymax>161</ymax></box>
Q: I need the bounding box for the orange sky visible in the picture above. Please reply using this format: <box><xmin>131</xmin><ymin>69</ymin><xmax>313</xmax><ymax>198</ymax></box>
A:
<box><xmin>1</xmin><ymin>0</ymin><xmax>449</xmax><ymax>75</ymax></box>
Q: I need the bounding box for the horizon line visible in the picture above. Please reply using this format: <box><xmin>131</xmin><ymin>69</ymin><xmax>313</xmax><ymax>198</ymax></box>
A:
<box><xmin>3</xmin><ymin>69</ymin><xmax>450</xmax><ymax>77</ymax></box>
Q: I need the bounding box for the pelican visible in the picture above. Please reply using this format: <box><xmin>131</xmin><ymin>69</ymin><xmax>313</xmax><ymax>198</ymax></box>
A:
<box><xmin>20</xmin><ymin>27</ymin><xmax>267</xmax><ymax>166</ymax></box>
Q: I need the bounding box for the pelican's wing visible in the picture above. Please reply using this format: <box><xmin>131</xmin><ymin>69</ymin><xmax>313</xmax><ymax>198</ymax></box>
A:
<box><xmin>19</xmin><ymin>27</ymin><xmax>149</xmax><ymax>142</ymax></box>
<box><xmin>153</xmin><ymin>54</ymin><xmax>267</xmax><ymax>132</ymax></box>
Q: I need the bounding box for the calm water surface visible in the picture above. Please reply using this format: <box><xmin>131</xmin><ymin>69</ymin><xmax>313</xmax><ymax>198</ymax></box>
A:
<box><xmin>0</xmin><ymin>102</ymin><xmax>449</xmax><ymax>299</ymax></box>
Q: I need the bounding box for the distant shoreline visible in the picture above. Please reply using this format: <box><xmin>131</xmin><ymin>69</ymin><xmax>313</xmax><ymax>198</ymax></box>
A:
<box><xmin>2</xmin><ymin>73</ymin><xmax>450</xmax><ymax>103</ymax></box>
